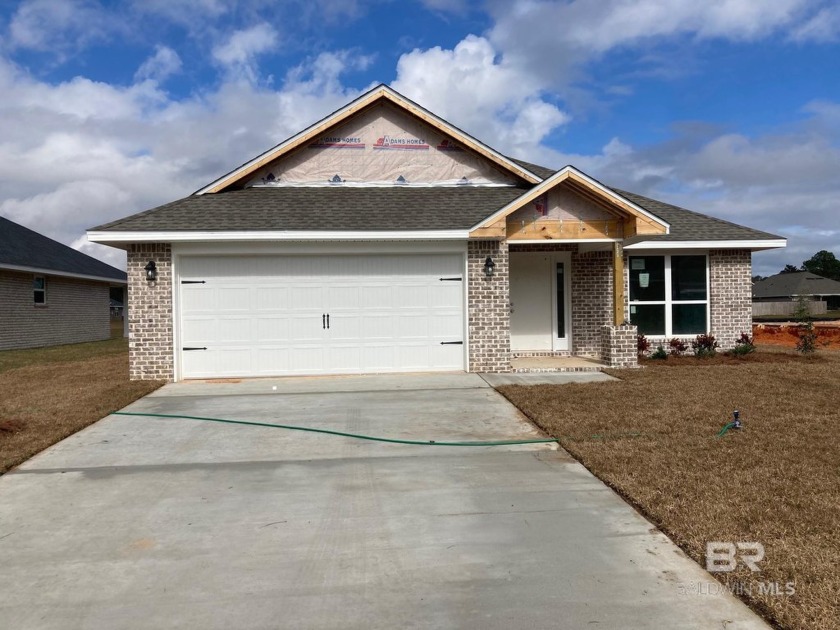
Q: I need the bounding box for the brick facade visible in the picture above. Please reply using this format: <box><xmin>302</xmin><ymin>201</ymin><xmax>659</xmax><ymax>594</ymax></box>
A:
<box><xmin>709</xmin><ymin>249</ymin><xmax>752</xmax><ymax>350</ymax></box>
<box><xmin>601</xmin><ymin>324</ymin><xmax>639</xmax><ymax>368</ymax></box>
<box><xmin>0</xmin><ymin>270</ymin><xmax>111</xmax><ymax>351</ymax></box>
<box><xmin>119</xmin><ymin>242</ymin><xmax>752</xmax><ymax>380</ymax></box>
<box><xmin>467</xmin><ymin>240</ymin><xmax>511</xmax><ymax>372</ymax></box>
<box><xmin>570</xmin><ymin>250</ymin><xmax>613</xmax><ymax>356</ymax></box>
<box><xmin>127</xmin><ymin>243</ymin><xmax>174</xmax><ymax>381</ymax></box>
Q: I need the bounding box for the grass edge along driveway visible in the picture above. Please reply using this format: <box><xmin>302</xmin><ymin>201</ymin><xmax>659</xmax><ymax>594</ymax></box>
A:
<box><xmin>498</xmin><ymin>349</ymin><xmax>840</xmax><ymax>630</ymax></box>
<box><xmin>0</xmin><ymin>336</ymin><xmax>164</xmax><ymax>474</ymax></box>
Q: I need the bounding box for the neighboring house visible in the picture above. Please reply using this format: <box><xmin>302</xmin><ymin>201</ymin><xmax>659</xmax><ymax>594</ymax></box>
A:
<box><xmin>753</xmin><ymin>272</ymin><xmax>840</xmax><ymax>311</ymax></box>
<box><xmin>0</xmin><ymin>216</ymin><xmax>127</xmax><ymax>351</ymax></box>
<box><xmin>88</xmin><ymin>85</ymin><xmax>785</xmax><ymax>382</ymax></box>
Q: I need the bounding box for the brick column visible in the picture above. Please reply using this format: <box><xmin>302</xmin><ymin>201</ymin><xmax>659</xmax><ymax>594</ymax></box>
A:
<box><xmin>467</xmin><ymin>240</ymin><xmax>511</xmax><ymax>372</ymax></box>
<box><xmin>709</xmin><ymin>249</ymin><xmax>752</xmax><ymax>350</ymax></box>
<box><xmin>127</xmin><ymin>243</ymin><xmax>174</xmax><ymax>381</ymax></box>
<box><xmin>601</xmin><ymin>324</ymin><xmax>638</xmax><ymax>368</ymax></box>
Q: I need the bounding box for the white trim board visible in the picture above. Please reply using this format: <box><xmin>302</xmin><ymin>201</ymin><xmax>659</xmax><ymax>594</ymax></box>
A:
<box><xmin>88</xmin><ymin>230</ymin><xmax>471</xmax><ymax>245</ymax></box>
<box><xmin>625</xmin><ymin>239</ymin><xmax>786</xmax><ymax>251</ymax></box>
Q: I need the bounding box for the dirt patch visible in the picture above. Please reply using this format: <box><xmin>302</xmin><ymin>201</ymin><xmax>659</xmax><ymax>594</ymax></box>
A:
<box><xmin>0</xmin><ymin>343</ymin><xmax>163</xmax><ymax>474</ymax></box>
<box><xmin>498</xmin><ymin>352</ymin><xmax>840</xmax><ymax>630</ymax></box>
<box><xmin>753</xmin><ymin>323</ymin><xmax>840</xmax><ymax>349</ymax></box>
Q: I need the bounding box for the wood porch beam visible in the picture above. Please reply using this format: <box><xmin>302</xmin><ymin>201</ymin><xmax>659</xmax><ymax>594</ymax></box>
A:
<box><xmin>613</xmin><ymin>241</ymin><xmax>625</xmax><ymax>326</ymax></box>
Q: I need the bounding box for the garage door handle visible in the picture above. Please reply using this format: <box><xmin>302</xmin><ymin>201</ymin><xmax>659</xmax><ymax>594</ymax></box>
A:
<box><xmin>183</xmin><ymin>347</ymin><xmax>207</xmax><ymax>351</ymax></box>
<box><xmin>326</xmin><ymin>313</ymin><xmax>330</xmax><ymax>329</ymax></box>
<box><xmin>440</xmin><ymin>341</ymin><xmax>463</xmax><ymax>345</ymax></box>
<box><xmin>439</xmin><ymin>277</ymin><xmax>462</xmax><ymax>281</ymax></box>
<box><xmin>322</xmin><ymin>314</ymin><xmax>326</xmax><ymax>329</ymax></box>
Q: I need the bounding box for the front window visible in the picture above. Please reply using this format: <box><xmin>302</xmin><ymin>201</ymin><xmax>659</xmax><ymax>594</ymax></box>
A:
<box><xmin>33</xmin><ymin>276</ymin><xmax>47</xmax><ymax>305</ymax></box>
<box><xmin>629</xmin><ymin>255</ymin><xmax>708</xmax><ymax>336</ymax></box>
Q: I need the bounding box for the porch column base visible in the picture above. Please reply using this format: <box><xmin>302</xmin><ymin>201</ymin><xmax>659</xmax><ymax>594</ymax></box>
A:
<box><xmin>601</xmin><ymin>324</ymin><xmax>638</xmax><ymax>368</ymax></box>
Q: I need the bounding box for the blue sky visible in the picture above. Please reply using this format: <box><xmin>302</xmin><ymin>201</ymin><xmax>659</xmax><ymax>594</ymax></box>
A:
<box><xmin>1</xmin><ymin>0</ymin><xmax>838</xmax><ymax>275</ymax></box>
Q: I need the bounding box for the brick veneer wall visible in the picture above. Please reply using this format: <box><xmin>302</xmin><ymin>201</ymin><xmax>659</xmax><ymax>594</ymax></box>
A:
<box><xmin>570</xmin><ymin>251</ymin><xmax>613</xmax><ymax>356</ymax></box>
<box><xmin>601</xmin><ymin>324</ymin><xmax>638</xmax><ymax>368</ymax></box>
<box><xmin>709</xmin><ymin>249</ymin><xmax>752</xmax><ymax>350</ymax></box>
<box><xmin>467</xmin><ymin>240</ymin><xmax>511</xmax><ymax>372</ymax></box>
<box><xmin>127</xmin><ymin>243</ymin><xmax>174</xmax><ymax>381</ymax></box>
<box><xmin>0</xmin><ymin>270</ymin><xmax>111</xmax><ymax>350</ymax></box>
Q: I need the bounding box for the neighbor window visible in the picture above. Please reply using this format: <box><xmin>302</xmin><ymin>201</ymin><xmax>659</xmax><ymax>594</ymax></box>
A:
<box><xmin>33</xmin><ymin>276</ymin><xmax>46</xmax><ymax>305</ymax></box>
<box><xmin>629</xmin><ymin>255</ymin><xmax>708</xmax><ymax>336</ymax></box>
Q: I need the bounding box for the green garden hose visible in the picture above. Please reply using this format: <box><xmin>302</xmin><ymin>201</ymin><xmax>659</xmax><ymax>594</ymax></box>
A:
<box><xmin>112</xmin><ymin>411</ymin><xmax>559</xmax><ymax>447</ymax></box>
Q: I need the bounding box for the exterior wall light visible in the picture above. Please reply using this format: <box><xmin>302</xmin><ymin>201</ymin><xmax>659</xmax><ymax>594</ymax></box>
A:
<box><xmin>144</xmin><ymin>261</ymin><xmax>158</xmax><ymax>282</ymax></box>
<box><xmin>483</xmin><ymin>256</ymin><xmax>496</xmax><ymax>277</ymax></box>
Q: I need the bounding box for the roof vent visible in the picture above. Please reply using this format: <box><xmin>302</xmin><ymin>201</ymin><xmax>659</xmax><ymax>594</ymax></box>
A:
<box><xmin>457</xmin><ymin>176</ymin><xmax>470</xmax><ymax>186</ymax></box>
<box><xmin>329</xmin><ymin>174</ymin><xmax>344</xmax><ymax>184</ymax></box>
<box><xmin>261</xmin><ymin>173</ymin><xmax>276</xmax><ymax>184</ymax></box>
<box><xmin>395</xmin><ymin>175</ymin><xmax>407</xmax><ymax>184</ymax></box>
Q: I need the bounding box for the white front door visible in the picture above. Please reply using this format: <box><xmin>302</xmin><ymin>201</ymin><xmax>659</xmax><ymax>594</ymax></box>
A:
<box><xmin>178</xmin><ymin>254</ymin><xmax>465</xmax><ymax>379</ymax></box>
<box><xmin>510</xmin><ymin>252</ymin><xmax>571</xmax><ymax>352</ymax></box>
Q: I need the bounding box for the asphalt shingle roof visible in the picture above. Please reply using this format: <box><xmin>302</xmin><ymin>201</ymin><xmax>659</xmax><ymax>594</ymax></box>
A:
<box><xmin>612</xmin><ymin>189</ymin><xmax>782</xmax><ymax>242</ymax></box>
<box><xmin>1</xmin><ymin>216</ymin><xmax>126</xmax><ymax>282</ymax></box>
<box><xmin>752</xmin><ymin>271</ymin><xmax>840</xmax><ymax>298</ymax></box>
<box><xmin>91</xmin><ymin>157</ymin><xmax>783</xmax><ymax>244</ymax></box>
<box><xmin>91</xmin><ymin>186</ymin><xmax>529</xmax><ymax>232</ymax></box>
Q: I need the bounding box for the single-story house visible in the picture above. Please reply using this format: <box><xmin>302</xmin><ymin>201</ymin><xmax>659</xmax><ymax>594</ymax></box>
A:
<box><xmin>753</xmin><ymin>271</ymin><xmax>840</xmax><ymax>311</ymax></box>
<box><xmin>88</xmin><ymin>84</ymin><xmax>785</xmax><ymax>381</ymax></box>
<box><xmin>0</xmin><ymin>216</ymin><xmax>127</xmax><ymax>351</ymax></box>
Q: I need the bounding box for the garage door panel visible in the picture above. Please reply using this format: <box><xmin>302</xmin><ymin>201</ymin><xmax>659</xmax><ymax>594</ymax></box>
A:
<box><xmin>256</xmin><ymin>317</ymin><xmax>290</xmax><ymax>342</ymax></box>
<box><xmin>179</xmin><ymin>253</ymin><xmax>465</xmax><ymax>378</ymax></box>
<box><xmin>256</xmin><ymin>286</ymin><xmax>289</xmax><ymax>310</ymax></box>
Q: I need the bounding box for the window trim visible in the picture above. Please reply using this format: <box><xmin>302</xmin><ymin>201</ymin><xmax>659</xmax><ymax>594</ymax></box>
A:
<box><xmin>628</xmin><ymin>253</ymin><xmax>710</xmax><ymax>338</ymax></box>
<box><xmin>33</xmin><ymin>275</ymin><xmax>47</xmax><ymax>306</ymax></box>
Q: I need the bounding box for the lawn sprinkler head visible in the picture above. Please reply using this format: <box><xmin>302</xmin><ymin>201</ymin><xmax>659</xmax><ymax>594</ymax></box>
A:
<box><xmin>732</xmin><ymin>410</ymin><xmax>742</xmax><ymax>430</ymax></box>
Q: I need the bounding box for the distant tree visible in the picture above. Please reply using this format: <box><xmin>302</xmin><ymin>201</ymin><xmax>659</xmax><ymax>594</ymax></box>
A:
<box><xmin>751</xmin><ymin>275</ymin><xmax>766</xmax><ymax>283</ymax></box>
<box><xmin>802</xmin><ymin>250</ymin><xmax>840</xmax><ymax>281</ymax></box>
<box><xmin>780</xmin><ymin>264</ymin><xmax>801</xmax><ymax>274</ymax></box>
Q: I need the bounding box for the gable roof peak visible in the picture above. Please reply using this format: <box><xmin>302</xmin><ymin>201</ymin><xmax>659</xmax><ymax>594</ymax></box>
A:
<box><xmin>195</xmin><ymin>83</ymin><xmax>542</xmax><ymax>195</ymax></box>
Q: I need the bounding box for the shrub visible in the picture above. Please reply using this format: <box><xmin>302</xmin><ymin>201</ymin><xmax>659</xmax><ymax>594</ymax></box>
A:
<box><xmin>668</xmin><ymin>338</ymin><xmax>688</xmax><ymax>356</ymax></box>
<box><xmin>793</xmin><ymin>296</ymin><xmax>818</xmax><ymax>354</ymax></box>
<box><xmin>651</xmin><ymin>345</ymin><xmax>668</xmax><ymax>360</ymax></box>
<box><xmin>637</xmin><ymin>334</ymin><xmax>651</xmax><ymax>356</ymax></box>
<box><xmin>730</xmin><ymin>332</ymin><xmax>756</xmax><ymax>356</ymax></box>
<box><xmin>691</xmin><ymin>333</ymin><xmax>719</xmax><ymax>358</ymax></box>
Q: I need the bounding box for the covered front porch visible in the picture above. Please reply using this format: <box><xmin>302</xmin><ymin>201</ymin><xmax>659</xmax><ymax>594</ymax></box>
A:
<box><xmin>507</xmin><ymin>243</ymin><xmax>636</xmax><ymax>370</ymax></box>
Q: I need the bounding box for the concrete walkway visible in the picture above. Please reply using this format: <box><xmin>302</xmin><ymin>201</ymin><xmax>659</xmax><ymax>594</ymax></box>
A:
<box><xmin>0</xmin><ymin>373</ymin><xmax>767</xmax><ymax>629</ymax></box>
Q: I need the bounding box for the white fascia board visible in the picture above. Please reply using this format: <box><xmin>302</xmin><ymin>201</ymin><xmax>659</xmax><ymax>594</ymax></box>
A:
<box><xmin>195</xmin><ymin>85</ymin><xmax>540</xmax><ymax>195</ymax></box>
<box><xmin>470</xmin><ymin>165</ymin><xmax>670</xmax><ymax>232</ymax></box>
<box><xmin>88</xmin><ymin>230</ymin><xmax>471</xmax><ymax>243</ymax></box>
<box><xmin>0</xmin><ymin>263</ymin><xmax>126</xmax><ymax>284</ymax></box>
<box><xmin>624</xmin><ymin>239</ymin><xmax>787</xmax><ymax>251</ymax></box>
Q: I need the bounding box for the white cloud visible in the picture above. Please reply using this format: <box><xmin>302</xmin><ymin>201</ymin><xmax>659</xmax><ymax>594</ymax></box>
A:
<box><xmin>393</xmin><ymin>35</ymin><xmax>570</xmax><ymax>156</ymax></box>
<box><xmin>0</xmin><ymin>50</ymin><xmax>371</xmax><ymax>270</ymax></box>
<box><xmin>212</xmin><ymin>23</ymin><xmax>279</xmax><ymax>82</ymax></box>
<box><xmin>7</xmin><ymin>0</ymin><xmax>114</xmax><ymax>57</ymax></box>
<box><xmin>135</xmin><ymin>46</ymin><xmax>183</xmax><ymax>83</ymax></box>
<box><xmin>486</xmin><ymin>0</ymin><xmax>827</xmax><ymax>87</ymax></box>
<box><xmin>790</xmin><ymin>4</ymin><xmax>840</xmax><ymax>42</ymax></box>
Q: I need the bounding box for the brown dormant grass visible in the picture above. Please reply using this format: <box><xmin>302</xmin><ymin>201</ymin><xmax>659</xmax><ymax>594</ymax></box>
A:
<box><xmin>498</xmin><ymin>348</ymin><xmax>840</xmax><ymax>630</ymax></box>
<box><xmin>0</xmin><ymin>339</ymin><xmax>162</xmax><ymax>474</ymax></box>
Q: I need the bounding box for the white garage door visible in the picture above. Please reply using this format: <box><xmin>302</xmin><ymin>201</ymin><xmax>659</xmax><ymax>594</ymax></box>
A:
<box><xmin>178</xmin><ymin>254</ymin><xmax>465</xmax><ymax>379</ymax></box>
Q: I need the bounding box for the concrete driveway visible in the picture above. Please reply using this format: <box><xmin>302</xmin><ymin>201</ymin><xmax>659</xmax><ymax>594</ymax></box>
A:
<box><xmin>0</xmin><ymin>373</ymin><xmax>767</xmax><ymax>629</ymax></box>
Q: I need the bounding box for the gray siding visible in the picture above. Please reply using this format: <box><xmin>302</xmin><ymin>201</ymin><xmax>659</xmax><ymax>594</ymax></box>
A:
<box><xmin>0</xmin><ymin>270</ymin><xmax>111</xmax><ymax>351</ymax></box>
